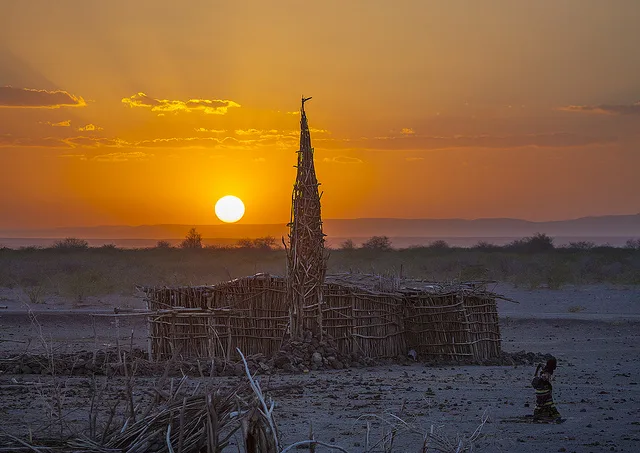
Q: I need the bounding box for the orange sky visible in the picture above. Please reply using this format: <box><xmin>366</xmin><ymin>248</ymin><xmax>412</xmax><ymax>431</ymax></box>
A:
<box><xmin>1</xmin><ymin>0</ymin><xmax>639</xmax><ymax>229</ymax></box>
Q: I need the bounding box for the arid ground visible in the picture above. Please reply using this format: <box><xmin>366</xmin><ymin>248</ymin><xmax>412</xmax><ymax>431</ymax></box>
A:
<box><xmin>0</xmin><ymin>283</ymin><xmax>638</xmax><ymax>452</ymax></box>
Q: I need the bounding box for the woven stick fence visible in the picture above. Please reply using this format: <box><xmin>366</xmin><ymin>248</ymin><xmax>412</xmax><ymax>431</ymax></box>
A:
<box><xmin>140</xmin><ymin>273</ymin><xmax>506</xmax><ymax>363</ymax></box>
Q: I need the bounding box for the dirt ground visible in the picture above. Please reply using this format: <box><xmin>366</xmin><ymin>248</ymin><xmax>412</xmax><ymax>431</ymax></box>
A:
<box><xmin>1</xmin><ymin>284</ymin><xmax>639</xmax><ymax>452</ymax></box>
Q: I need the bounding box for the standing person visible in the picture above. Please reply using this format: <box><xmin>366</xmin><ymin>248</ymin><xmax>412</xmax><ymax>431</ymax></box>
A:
<box><xmin>531</xmin><ymin>358</ymin><xmax>562</xmax><ymax>423</ymax></box>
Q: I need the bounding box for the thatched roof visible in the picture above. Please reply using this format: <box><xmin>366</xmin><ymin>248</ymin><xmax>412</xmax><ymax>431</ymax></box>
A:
<box><xmin>139</xmin><ymin>272</ymin><xmax>514</xmax><ymax>301</ymax></box>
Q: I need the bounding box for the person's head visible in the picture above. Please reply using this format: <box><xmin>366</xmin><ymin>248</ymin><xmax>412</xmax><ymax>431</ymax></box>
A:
<box><xmin>542</xmin><ymin>358</ymin><xmax>557</xmax><ymax>375</ymax></box>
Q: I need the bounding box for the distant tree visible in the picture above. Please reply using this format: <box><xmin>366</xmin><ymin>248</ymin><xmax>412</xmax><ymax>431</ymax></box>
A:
<box><xmin>625</xmin><ymin>238</ymin><xmax>640</xmax><ymax>250</ymax></box>
<box><xmin>505</xmin><ymin>233</ymin><xmax>554</xmax><ymax>253</ymax></box>
<box><xmin>236</xmin><ymin>236</ymin><xmax>278</xmax><ymax>250</ymax></box>
<box><xmin>566</xmin><ymin>241</ymin><xmax>595</xmax><ymax>250</ymax></box>
<box><xmin>180</xmin><ymin>228</ymin><xmax>203</xmax><ymax>249</ymax></box>
<box><xmin>472</xmin><ymin>240</ymin><xmax>499</xmax><ymax>250</ymax></box>
<box><xmin>100</xmin><ymin>243</ymin><xmax>118</xmax><ymax>250</ymax></box>
<box><xmin>339</xmin><ymin>239</ymin><xmax>356</xmax><ymax>250</ymax></box>
<box><xmin>427</xmin><ymin>239</ymin><xmax>450</xmax><ymax>250</ymax></box>
<box><xmin>156</xmin><ymin>240</ymin><xmax>172</xmax><ymax>249</ymax></box>
<box><xmin>253</xmin><ymin>236</ymin><xmax>277</xmax><ymax>250</ymax></box>
<box><xmin>236</xmin><ymin>238</ymin><xmax>254</xmax><ymax>249</ymax></box>
<box><xmin>53</xmin><ymin>237</ymin><xmax>89</xmax><ymax>250</ymax></box>
<box><xmin>528</xmin><ymin>233</ymin><xmax>554</xmax><ymax>251</ymax></box>
<box><xmin>361</xmin><ymin>235</ymin><xmax>392</xmax><ymax>251</ymax></box>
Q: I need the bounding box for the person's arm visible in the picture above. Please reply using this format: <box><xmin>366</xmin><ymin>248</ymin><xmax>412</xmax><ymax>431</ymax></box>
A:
<box><xmin>534</xmin><ymin>363</ymin><xmax>542</xmax><ymax>377</ymax></box>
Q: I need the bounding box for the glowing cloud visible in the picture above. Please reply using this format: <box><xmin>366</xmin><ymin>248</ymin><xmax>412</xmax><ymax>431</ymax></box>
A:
<box><xmin>235</xmin><ymin>129</ymin><xmax>279</xmax><ymax>136</ymax></box>
<box><xmin>43</xmin><ymin>120</ymin><xmax>72</xmax><ymax>127</ymax></box>
<box><xmin>77</xmin><ymin>123</ymin><xmax>104</xmax><ymax>132</ymax></box>
<box><xmin>92</xmin><ymin>151</ymin><xmax>153</xmax><ymax>162</ymax></box>
<box><xmin>121</xmin><ymin>92</ymin><xmax>240</xmax><ymax>115</ymax></box>
<box><xmin>559</xmin><ymin>101</ymin><xmax>640</xmax><ymax>116</ymax></box>
<box><xmin>194</xmin><ymin>128</ymin><xmax>227</xmax><ymax>133</ymax></box>
<box><xmin>322</xmin><ymin>156</ymin><xmax>363</xmax><ymax>164</ymax></box>
<box><xmin>0</xmin><ymin>86</ymin><xmax>86</xmax><ymax>108</ymax></box>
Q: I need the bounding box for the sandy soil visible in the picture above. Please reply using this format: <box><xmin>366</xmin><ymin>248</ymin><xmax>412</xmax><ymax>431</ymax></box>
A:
<box><xmin>1</xmin><ymin>284</ymin><xmax>639</xmax><ymax>452</ymax></box>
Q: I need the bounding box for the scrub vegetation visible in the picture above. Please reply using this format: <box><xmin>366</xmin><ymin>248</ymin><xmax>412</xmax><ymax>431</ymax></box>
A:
<box><xmin>1</xmin><ymin>232</ymin><xmax>639</xmax><ymax>302</ymax></box>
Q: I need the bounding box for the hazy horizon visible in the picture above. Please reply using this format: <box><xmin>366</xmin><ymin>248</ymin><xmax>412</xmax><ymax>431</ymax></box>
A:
<box><xmin>1</xmin><ymin>212</ymin><xmax>639</xmax><ymax>232</ymax></box>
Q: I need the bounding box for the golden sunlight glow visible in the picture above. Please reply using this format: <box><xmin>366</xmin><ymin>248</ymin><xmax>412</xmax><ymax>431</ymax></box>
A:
<box><xmin>215</xmin><ymin>195</ymin><xmax>245</xmax><ymax>223</ymax></box>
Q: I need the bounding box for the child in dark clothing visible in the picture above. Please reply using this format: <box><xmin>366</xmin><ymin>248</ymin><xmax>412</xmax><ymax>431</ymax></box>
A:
<box><xmin>531</xmin><ymin>358</ymin><xmax>562</xmax><ymax>422</ymax></box>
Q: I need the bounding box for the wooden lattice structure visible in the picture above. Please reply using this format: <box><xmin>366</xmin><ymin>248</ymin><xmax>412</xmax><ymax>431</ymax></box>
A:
<box><xmin>285</xmin><ymin>97</ymin><xmax>328</xmax><ymax>339</ymax></box>
<box><xmin>140</xmin><ymin>273</ymin><xmax>504</xmax><ymax>362</ymax></box>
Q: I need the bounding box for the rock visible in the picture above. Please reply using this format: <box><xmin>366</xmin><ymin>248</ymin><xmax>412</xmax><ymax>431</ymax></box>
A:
<box><xmin>234</xmin><ymin>363</ymin><xmax>245</xmax><ymax>376</ymax></box>
<box><xmin>274</xmin><ymin>354</ymin><xmax>291</xmax><ymax>368</ymax></box>
<box><xmin>20</xmin><ymin>365</ymin><xmax>32</xmax><ymax>374</ymax></box>
<box><xmin>312</xmin><ymin>352</ymin><xmax>323</xmax><ymax>365</ymax></box>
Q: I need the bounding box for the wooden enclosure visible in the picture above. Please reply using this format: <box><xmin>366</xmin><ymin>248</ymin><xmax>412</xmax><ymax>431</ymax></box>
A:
<box><xmin>139</xmin><ymin>273</ymin><xmax>503</xmax><ymax>363</ymax></box>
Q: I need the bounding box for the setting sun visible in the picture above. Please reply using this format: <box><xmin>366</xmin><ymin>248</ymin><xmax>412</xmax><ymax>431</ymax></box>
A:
<box><xmin>215</xmin><ymin>195</ymin><xmax>245</xmax><ymax>223</ymax></box>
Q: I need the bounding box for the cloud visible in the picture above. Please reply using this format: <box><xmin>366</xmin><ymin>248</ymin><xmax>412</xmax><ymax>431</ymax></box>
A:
<box><xmin>315</xmin><ymin>132</ymin><xmax>616</xmax><ymax>151</ymax></box>
<box><xmin>235</xmin><ymin>128</ymin><xmax>279</xmax><ymax>136</ymax></box>
<box><xmin>92</xmin><ymin>151</ymin><xmax>153</xmax><ymax>162</ymax></box>
<box><xmin>133</xmin><ymin>136</ymin><xmax>245</xmax><ymax>149</ymax></box>
<box><xmin>401</xmin><ymin>128</ymin><xmax>415</xmax><ymax>135</ymax></box>
<box><xmin>60</xmin><ymin>151</ymin><xmax>152</xmax><ymax>162</ymax></box>
<box><xmin>0</xmin><ymin>86</ymin><xmax>86</xmax><ymax>108</ymax></box>
<box><xmin>195</xmin><ymin>128</ymin><xmax>226</xmax><ymax>133</ymax></box>
<box><xmin>559</xmin><ymin>101</ymin><xmax>640</xmax><ymax>116</ymax></box>
<box><xmin>0</xmin><ymin>134</ymin><xmax>133</xmax><ymax>149</ymax></box>
<box><xmin>77</xmin><ymin>123</ymin><xmax>103</xmax><ymax>132</ymax></box>
<box><xmin>59</xmin><ymin>153</ymin><xmax>87</xmax><ymax>160</ymax></box>
<box><xmin>405</xmin><ymin>157</ymin><xmax>424</xmax><ymax>161</ymax></box>
<box><xmin>62</xmin><ymin>136</ymin><xmax>129</xmax><ymax>148</ymax></box>
<box><xmin>41</xmin><ymin>120</ymin><xmax>71</xmax><ymax>127</ymax></box>
<box><xmin>322</xmin><ymin>156</ymin><xmax>363</xmax><ymax>164</ymax></box>
<box><xmin>0</xmin><ymin>134</ymin><xmax>64</xmax><ymax>148</ymax></box>
<box><xmin>253</xmin><ymin>157</ymin><xmax>266</xmax><ymax>162</ymax></box>
<box><xmin>122</xmin><ymin>92</ymin><xmax>240</xmax><ymax>115</ymax></box>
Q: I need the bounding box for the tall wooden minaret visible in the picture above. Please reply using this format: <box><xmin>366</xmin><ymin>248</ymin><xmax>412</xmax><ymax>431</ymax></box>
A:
<box><xmin>286</xmin><ymin>96</ymin><xmax>327</xmax><ymax>339</ymax></box>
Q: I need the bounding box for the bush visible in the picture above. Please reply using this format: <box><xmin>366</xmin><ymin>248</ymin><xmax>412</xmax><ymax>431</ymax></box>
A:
<box><xmin>361</xmin><ymin>236</ymin><xmax>392</xmax><ymax>251</ymax></box>
<box><xmin>625</xmin><ymin>239</ymin><xmax>640</xmax><ymax>250</ymax></box>
<box><xmin>472</xmin><ymin>241</ymin><xmax>500</xmax><ymax>250</ymax></box>
<box><xmin>566</xmin><ymin>241</ymin><xmax>595</xmax><ymax>250</ymax></box>
<box><xmin>339</xmin><ymin>239</ymin><xmax>356</xmax><ymax>250</ymax></box>
<box><xmin>180</xmin><ymin>228</ymin><xmax>203</xmax><ymax>249</ymax></box>
<box><xmin>156</xmin><ymin>240</ymin><xmax>172</xmax><ymax>249</ymax></box>
<box><xmin>236</xmin><ymin>236</ymin><xmax>278</xmax><ymax>250</ymax></box>
<box><xmin>505</xmin><ymin>233</ymin><xmax>554</xmax><ymax>253</ymax></box>
<box><xmin>53</xmin><ymin>237</ymin><xmax>89</xmax><ymax>250</ymax></box>
<box><xmin>427</xmin><ymin>240</ymin><xmax>449</xmax><ymax>250</ymax></box>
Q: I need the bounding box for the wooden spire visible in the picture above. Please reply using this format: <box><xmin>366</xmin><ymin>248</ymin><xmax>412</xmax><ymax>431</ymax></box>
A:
<box><xmin>286</xmin><ymin>96</ymin><xmax>327</xmax><ymax>339</ymax></box>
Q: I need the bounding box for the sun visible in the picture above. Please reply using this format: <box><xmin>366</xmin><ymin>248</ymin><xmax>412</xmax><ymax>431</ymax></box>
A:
<box><xmin>215</xmin><ymin>195</ymin><xmax>245</xmax><ymax>223</ymax></box>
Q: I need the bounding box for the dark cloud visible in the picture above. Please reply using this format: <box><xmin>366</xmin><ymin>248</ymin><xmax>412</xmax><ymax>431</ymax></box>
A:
<box><xmin>0</xmin><ymin>135</ymin><xmax>126</xmax><ymax>149</ymax></box>
<box><xmin>0</xmin><ymin>86</ymin><xmax>86</xmax><ymax>108</ymax></box>
<box><xmin>559</xmin><ymin>101</ymin><xmax>640</xmax><ymax>116</ymax></box>
<box><xmin>0</xmin><ymin>134</ymin><xmax>63</xmax><ymax>147</ymax></box>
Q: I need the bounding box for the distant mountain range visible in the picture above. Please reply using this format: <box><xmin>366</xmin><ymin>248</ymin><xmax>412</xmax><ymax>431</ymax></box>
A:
<box><xmin>2</xmin><ymin>214</ymin><xmax>639</xmax><ymax>240</ymax></box>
